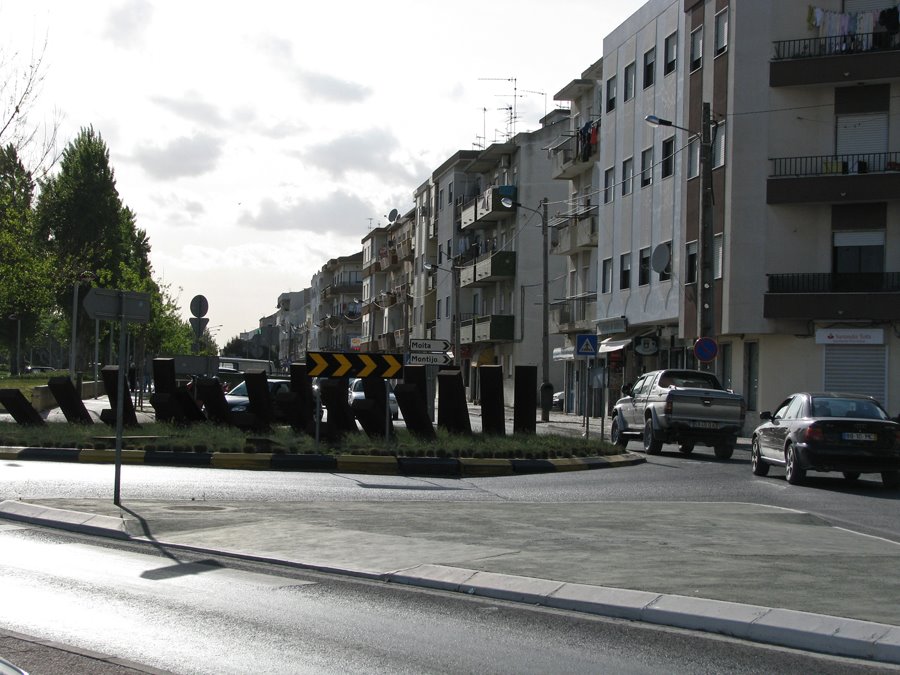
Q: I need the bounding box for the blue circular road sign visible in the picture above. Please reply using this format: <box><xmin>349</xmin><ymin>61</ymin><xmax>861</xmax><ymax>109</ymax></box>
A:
<box><xmin>693</xmin><ymin>337</ymin><xmax>718</xmax><ymax>363</ymax></box>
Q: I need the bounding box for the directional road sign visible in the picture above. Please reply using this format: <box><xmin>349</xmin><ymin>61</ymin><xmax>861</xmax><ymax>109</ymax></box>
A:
<box><xmin>307</xmin><ymin>351</ymin><xmax>403</xmax><ymax>378</ymax></box>
<box><xmin>408</xmin><ymin>338</ymin><xmax>451</xmax><ymax>353</ymax></box>
<box><xmin>407</xmin><ymin>352</ymin><xmax>453</xmax><ymax>366</ymax></box>
<box><xmin>82</xmin><ymin>288</ymin><xmax>151</xmax><ymax>323</ymax></box>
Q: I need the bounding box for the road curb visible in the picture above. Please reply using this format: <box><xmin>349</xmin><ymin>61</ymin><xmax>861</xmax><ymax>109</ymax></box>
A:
<box><xmin>0</xmin><ymin>446</ymin><xmax>644</xmax><ymax>477</ymax></box>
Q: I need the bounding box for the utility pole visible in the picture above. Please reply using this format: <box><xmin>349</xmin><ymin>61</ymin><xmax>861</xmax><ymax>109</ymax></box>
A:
<box><xmin>540</xmin><ymin>197</ymin><xmax>552</xmax><ymax>421</ymax></box>
<box><xmin>699</xmin><ymin>102</ymin><xmax>715</xmax><ymax>371</ymax></box>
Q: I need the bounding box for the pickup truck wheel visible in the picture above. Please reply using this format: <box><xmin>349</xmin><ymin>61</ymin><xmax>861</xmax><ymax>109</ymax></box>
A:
<box><xmin>643</xmin><ymin>418</ymin><xmax>663</xmax><ymax>455</ymax></box>
<box><xmin>610</xmin><ymin>416</ymin><xmax>628</xmax><ymax>448</ymax></box>
<box><xmin>713</xmin><ymin>444</ymin><xmax>734</xmax><ymax>460</ymax></box>
<box><xmin>842</xmin><ymin>472</ymin><xmax>860</xmax><ymax>482</ymax></box>
<box><xmin>784</xmin><ymin>444</ymin><xmax>805</xmax><ymax>485</ymax></box>
<box><xmin>678</xmin><ymin>442</ymin><xmax>694</xmax><ymax>455</ymax></box>
<box><xmin>751</xmin><ymin>437</ymin><xmax>769</xmax><ymax>476</ymax></box>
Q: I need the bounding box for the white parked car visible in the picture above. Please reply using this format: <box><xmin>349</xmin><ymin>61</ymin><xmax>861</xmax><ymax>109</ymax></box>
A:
<box><xmin>347</xmin><ymin>378</ymin><xmax>399</xmax><ymax>420</ymax></box>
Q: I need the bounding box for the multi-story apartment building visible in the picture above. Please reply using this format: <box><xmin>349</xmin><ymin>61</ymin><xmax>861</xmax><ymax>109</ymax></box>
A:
<box><xmin>360</xmin><ymin>210</ymin><xmax>416</xmax><ymax>354</ymax></box>
<box><xmin>598</xmin><ymin>0</ymin><xmax>900</xmax><ymax>429</ymax></box>
<box><xmin>550</xmin><ymin>57</ymin><xmax>604</xmax><ymax>414</ymax></box>
<box><xmin>275</xmin><ymin>289</ymin><xmax>312</xmax><ymax>366</ymax></box>
<box><xmin>415</xmin><ymin>116</ymin><xmax>570</xmax><ymax>403</ymax></box>
<box><xmin>310</xmin><ymin>252</ymin><xmax>363</xmax><ymax>352</ymax></box>
<box><xmin>598</xmin><ymin>0</ymin><xmax>687</xmax><ymax>399</ymax></box>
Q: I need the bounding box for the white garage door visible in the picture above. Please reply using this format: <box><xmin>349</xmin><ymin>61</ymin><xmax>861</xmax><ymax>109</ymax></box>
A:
<box><xmin>823</xmin><ymin>344</ymin><xmax>887</xmax><ymax>408</ymax></box>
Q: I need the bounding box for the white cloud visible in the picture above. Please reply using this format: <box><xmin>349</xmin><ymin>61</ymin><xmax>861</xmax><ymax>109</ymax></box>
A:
<box><xmin>132</xmin><ymin>133</ymin><xmax>223</xmax><ymax>179</ymax></box>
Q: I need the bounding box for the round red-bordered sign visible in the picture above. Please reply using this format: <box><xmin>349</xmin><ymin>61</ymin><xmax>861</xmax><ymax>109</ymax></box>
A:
<box><xmin>693</xmin><ymin>336</ymin><xmax>718</xmax><ymax>363</ymax></box>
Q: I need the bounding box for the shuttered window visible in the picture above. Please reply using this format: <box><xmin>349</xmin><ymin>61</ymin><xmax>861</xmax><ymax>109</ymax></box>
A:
<box><xmin>823</xmin><ymin>345</ymin><xmax>887</xmax><ymax>407</ymax></box>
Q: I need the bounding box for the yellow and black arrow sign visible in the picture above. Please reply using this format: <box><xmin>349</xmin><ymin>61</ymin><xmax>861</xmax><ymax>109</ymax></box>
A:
<box><xmin>307</xmin><ymin>352</ymin><xmax>403</xmax><ymax>379</ymax></box>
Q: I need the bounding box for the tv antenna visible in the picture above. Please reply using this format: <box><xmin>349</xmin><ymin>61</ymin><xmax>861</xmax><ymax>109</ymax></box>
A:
<box><xmin>479</xmin><ymin>76</ymin><xmax>518</xmax><ymax>138</ymax></box>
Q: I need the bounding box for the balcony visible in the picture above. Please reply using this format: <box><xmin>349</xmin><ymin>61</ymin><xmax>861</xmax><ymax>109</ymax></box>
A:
<box><xmin>378</xmin><ymin>247</ymin><xmax>399</xmax><ymax>271</ymax></box>
<box><xmin>767</xmin><ymin>152</ymin><xmax>900</xmax><ymax>204</ymax></box>
<box><xmin>459</xmin><ymin>314</ymin><xmax>514</xmax><ymax>344</ymax></box>
<box><xmin>764</xmin><ymin>272</ymin><xmax>900</xmax><ymax>320</ymax></box>
<box><xmin>550</xmin><ymin>295</ymin><xmax>597</xmax><ymax>334</ymax></box>
<box><xmin>377</xmin><ymin>332</ymin><xmax>396</xmax><ymax>351</ymax></box>
<box><xmin>459</xmin><ymin>185</ymin><xmax>517</xmax><ymax>231</ymax></box>
<box><xmin>551</xmin><ymin>136</ymin><xmax>594</xmax><ymax>180</ymax></box>
<box><xmin>393</xmin><ymin>327</ymin><xmax>406</xmax><ymax>346</ymax></box>
<box><xmin>770</xmin><ymin>32</ymin><xmax>900</xmax><ymax>87</ymax></box>
<box><xmin>395</xmin><ymin>236</ymin><xmax>414</xmax><ymax>261</ymax></box>
<box><xmin>459</xmin><ymin>251</ymin><xmax>516</xmax><ymax>288</ymax></box>
<box><xmin>321</xmin><ymin>280</ymin><xmax>362</xmax><ymax>300</ymax></box>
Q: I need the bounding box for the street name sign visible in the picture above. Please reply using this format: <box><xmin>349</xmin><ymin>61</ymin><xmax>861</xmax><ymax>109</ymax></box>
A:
<box><xmin>307</xmin><ymin>351</ymin><xmax>403</xmax><ymax>378</ymax></box>
<box><xmin>409</xmin><ymin>338</ymin><xmax>451</xmax><ymax>353</ymax></box>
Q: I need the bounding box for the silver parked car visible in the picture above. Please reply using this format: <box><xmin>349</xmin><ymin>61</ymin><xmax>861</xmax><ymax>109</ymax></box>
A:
<box><xmin>348</xmin><ymin>378</ymin><xmax>399</xmax><ymax>420</ymax></box>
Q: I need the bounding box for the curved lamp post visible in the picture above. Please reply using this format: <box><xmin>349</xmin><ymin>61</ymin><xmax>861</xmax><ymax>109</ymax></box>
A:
<box><xmin>501</xmin><ymin>196</ymin><xmax>553</xmax><ymax>422</ymax></box>
<box><xmin>646</xmin><ymin>105</ymin><xmax>716</xmax><ymax>371</ymax></box>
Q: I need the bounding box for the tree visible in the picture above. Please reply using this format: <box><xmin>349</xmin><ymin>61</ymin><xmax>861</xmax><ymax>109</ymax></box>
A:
<box><xmin>0</xmin><ymin>31</ymin><xmax>61</xmax><ymax>180</ymax></box>
<box><xmin>0</xmin><ymin>144</ymin><xmax>56</xmax><ymax>372</ymax></box>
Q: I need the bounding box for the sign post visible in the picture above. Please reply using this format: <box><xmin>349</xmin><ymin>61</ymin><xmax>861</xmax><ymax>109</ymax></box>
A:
<box><xmin>83</xmin><ymin>288</ymin><xmax>150</xmax><ymax>506</ymax></box>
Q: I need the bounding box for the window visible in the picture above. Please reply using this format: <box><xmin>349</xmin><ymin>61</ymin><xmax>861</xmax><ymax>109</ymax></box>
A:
<box><xmin>602</xmin><ymin>257</ymin><xmax>613</xmax><ymax>293</ymax></box>
<box><xmin>690</xmin><ymin>27</ymin><xmax>703</xmax><ymax>70</ymax></box>
<box><xmin>445</xmin><ymin>295</ymin><xmax>451</xmax><ymax>317</ymax></box>
<box><xmin>439</xmin><ymin>188</ymin><xmax>444</xmax><ymax>211</ymax></box>
<box><xmin>643</xmin><ymin>49</ymin><xmax>655</xmax><ymax>89</ymax></box>
<box><xmin>437</xmin><ymin>298</ymin><xmax>442</xmax><ymax>318</ymax></box>
<box><xmin>448</xmin><ymin>182</ymin><xmax>453</xmax><ymax>204</ymax></box>
<box><xmin>620</xmin><ymin>252</ymin><xmax>632</xmax><ymax>290</ymax></box>
<box><xmin>785</xmin><ymin>395</ymin><xmax>805</xmax><ymax>420</ymax></box>
<box><xmin>833</xmin><ymin>230</ymin><xmax>885</xmax><ymax>273</ymax></box>
<box><xmin>604</xmin><ymin>167</ymin><xmax>615</xmax><ymax>203</ymax></box>
<box><xmin>715</xmin><ymin>9</ymin><xmax>728</xmax><ymax>56</ymax></box>
<box><xmin>624</xmin><ymin>62</ymin><xmax>635</xmax><ymax>101</ymax></box>
<box><xmin>639</xmin><ymin>247</ymin><xmax>651</xmax><ymax>286</ymax></box>
<box><xmin>661</xmin><ymin>137</ymin><xmax>675</xmax><ymax>178</ymax></box>
<box><xmin>712</xmin><ymin>122</ymin><xmax>726</xmax><ymax>168</ymax></box>
<box><xmin>606</xmin><ymin>75</ymin><xmax>617</xmax><ymax>112</ymax></box>
<box><xmin>687</xmin><ymin>138</ymin><xmax>700</xmax><ymax>178</ymax></box>
<box><xmin>686</xmin><ymin>241</ymin><xmax>698</xmax><ymax>283</ymax></box>
<box><xmin>658</xmin><ymin>241</ymin><xmax>672</xmax><ymax>281</ymax></box>
<box><xmin>714</xmin><ymin>233</ymin><xmax>723</xmax><ymax>279</ymax></box>
<box><xmin>664</xmin><ymin>32</ymin><xmax>677</xmax><ymax>75</ymax></box>
<box><xmin>640</xmin><ymin>147</ymin><xmax>653</xmax><ymax>188</ymax></box>
<box><xmin>622</xmin><ymin>157</ymin><xmax>633</xmax><ymax>195</ymax></box>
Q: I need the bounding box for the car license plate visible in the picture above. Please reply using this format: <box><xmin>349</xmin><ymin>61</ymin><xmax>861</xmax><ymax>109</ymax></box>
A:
<box><xmin>691</xmin><ymin>421</ymin><xmax>717</xmax><ymax>429</ymax></box>
<box><xmin>842</xmin><ymin>432</ymin><xmax>876</xmax><ymax>441</ymax></box>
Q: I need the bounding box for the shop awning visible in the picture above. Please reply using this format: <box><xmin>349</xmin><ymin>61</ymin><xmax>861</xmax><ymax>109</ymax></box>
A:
<box><xmin>598</xmin><ymin>338</ymin><xmax>631</xmax><ymax>354</ymax></box>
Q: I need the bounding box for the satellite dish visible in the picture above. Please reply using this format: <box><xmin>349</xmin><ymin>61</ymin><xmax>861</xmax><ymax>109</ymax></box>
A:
<box><xmin>650</xmin><ymin>244</ymin><xmax>671</xmax><ymax>274</ymax></box>
<box><xmin>387</xmin><ymin>208</ymin><xmax>399</xmax><ymax>223</ymax></box>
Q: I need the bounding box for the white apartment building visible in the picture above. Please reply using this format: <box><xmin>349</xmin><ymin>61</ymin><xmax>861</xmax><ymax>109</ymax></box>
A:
<box><xmin>600</xmin><ymin>0</ymin><xmax>900</xmax><ymax>429</ymax></box>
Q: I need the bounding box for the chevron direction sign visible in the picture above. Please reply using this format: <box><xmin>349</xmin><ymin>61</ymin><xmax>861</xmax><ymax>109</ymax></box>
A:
<box><xmin>307</xmin><ymin>351</ymin><xmax>403</xmax><ymax>378</ymax></box>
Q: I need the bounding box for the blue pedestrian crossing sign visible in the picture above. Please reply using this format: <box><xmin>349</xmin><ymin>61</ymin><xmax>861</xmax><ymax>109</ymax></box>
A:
<box><xmin>575</xmin><ymin>334</ymin><xmax>598</xmax><ymax>358</ymax></box>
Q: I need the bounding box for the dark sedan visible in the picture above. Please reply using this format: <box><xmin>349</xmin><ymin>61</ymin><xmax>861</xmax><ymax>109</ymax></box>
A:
<box><xmin>751</xmin><ymin>392</ymin><xmax>900</xmax><ymax>488</ymax></box>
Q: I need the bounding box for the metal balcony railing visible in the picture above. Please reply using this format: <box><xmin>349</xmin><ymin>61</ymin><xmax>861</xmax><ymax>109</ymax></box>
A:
<box><xmin>770</xmin><ymin>151</ymin><xmax>900</xmax><ymax>178</ymax></box>
<box><xmin>767</xmin><ymin>272</ymin><xmax>900</xmax><ymax>293</ymax></box>
<box><xmin>772</xmin><ymin>31</ymin><xmax>900</xmax><ymax>61</ymax></box>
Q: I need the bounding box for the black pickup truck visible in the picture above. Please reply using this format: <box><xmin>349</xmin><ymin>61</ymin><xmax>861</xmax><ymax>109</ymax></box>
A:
<box><xmin>610</xmin><ymin>369</ymin><xmax>746</xmax><ymax>459</ymax></box>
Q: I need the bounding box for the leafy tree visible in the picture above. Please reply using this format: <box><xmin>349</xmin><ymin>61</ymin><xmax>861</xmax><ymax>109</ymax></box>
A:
<box><xmin>0</xmin><ymin>144</ymin><xmax>56</xmax><ymax>372</ymax></box>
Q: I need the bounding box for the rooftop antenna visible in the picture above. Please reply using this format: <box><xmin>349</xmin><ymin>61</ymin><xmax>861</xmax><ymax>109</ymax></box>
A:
<box><xmin>367</xmin><ymin>217</ymin><xmax>374</xmax><ymax>230</ymax></box>
<box><xmin>479</xmin><ymin>76</ymin><xmax>518</xmax><ymax>137</ymax></box>
<box><xmin>520</xmin><ymin>88</ymin><xmax>548</xmax><ymax>120</ymax></box>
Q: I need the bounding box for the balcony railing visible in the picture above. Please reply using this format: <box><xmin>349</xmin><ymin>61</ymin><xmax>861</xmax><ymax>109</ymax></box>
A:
<box><xmin>772</xmin><ymin>32</ymin><xmax>900</xmax><ymax>61</ymax></box>
<box><xmin>767</xmin><ymin>272</ymin><xmax>900</xmax><ymax>293</ymax></box>
<box><xmin>770</xmin><ymin>151</ymin><xmax>900</xmax><ymax>178</ymax></box>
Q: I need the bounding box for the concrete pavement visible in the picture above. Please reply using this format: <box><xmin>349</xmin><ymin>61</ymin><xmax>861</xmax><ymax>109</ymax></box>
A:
<box><xmin>2</xmin><ymin>406</ymin><xmax>900</xmax><ymax>666</ymax></box>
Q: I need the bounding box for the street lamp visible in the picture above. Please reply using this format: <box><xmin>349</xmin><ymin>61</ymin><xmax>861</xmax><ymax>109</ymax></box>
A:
<box><xmin>423</xmin><ymin>261</ymin><xmax>459</xmax><ymax>367</ymax></box>
<box><xmin>501</xmin><ymin>196</ymin><xmax>553</xmax><ymax>422</ymax></box>
<box><xmin>645</xmin><ymin>104</ymin><xmax>716</xmax><ymax>371</ymax></box>
<box><xmin>69</xmin><ymin>270</ymin><xmax>96</xmax><ymax>379</ymax></box>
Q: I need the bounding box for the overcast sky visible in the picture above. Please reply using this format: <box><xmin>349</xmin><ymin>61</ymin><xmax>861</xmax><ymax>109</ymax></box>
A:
<box><xmin>4</xmin><ymin>0</ymin><xmax>646</xmax><ymax>344</ymax></box>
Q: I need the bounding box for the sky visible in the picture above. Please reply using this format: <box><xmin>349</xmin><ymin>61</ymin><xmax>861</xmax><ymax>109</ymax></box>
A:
<box><xmin>3</xmin><ymin>0</ymin><xmax>646</xmax><ymax>345</ymax></box>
